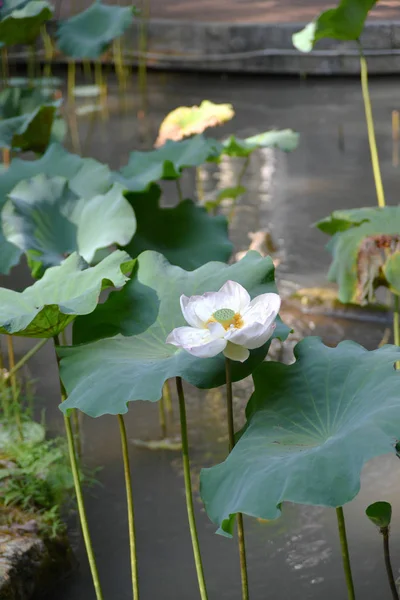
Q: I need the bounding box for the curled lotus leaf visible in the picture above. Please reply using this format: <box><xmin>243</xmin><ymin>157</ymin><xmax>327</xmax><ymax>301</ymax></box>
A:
<box><xmin>293</xmin><ymin>0</ymin><xmax>377</xmax><ymax>52</ymax></box>
<box><xmin>0</xmin><ymin>250</ymin><xmax>133</xmax><ymax>338</ymax></box>
<box><xmin>56</xmin><ymin>0</ymin><xmax>136</xmax><ymax>59</ymax></box>
<box><xmin>2</xmin><ymin>173</ymin><xmax>136</xmax><ymax>277</ymax></box>
<box><xmin>0</xmin><ymin>0</ymin><xmax>53</xmax><ymax>46</ymax></box>
<box><xmin>155</xmin><ymin>100</ymin><xmax>235</xmax><ymax>147</ymax></box>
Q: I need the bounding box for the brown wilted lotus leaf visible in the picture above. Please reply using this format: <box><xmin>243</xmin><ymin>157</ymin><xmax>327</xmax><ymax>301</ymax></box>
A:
<box><xmin>357</xmin><ymin>234</ymin><xmax>400</xmax><ymax>304</ymax></box>
<box><xmin>155</xmin><ymin>100</ymin><xmax>234</xmax><ymax>147</ymax></box>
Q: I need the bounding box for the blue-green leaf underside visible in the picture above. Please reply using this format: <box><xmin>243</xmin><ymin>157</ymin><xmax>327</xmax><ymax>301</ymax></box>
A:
<box><xmin>200</xmin><ymin>337</ymin><xmax>400</xmax><ymax>535</ymax></box>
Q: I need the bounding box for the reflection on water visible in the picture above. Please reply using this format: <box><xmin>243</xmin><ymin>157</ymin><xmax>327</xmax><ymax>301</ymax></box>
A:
<box><xmin>5</xmin><ymin>71</ymin><xmax>400</xmax><ymax>598</ymax></box>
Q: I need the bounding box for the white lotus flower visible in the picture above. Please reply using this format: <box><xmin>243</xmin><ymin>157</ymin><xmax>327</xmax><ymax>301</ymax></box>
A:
<box><xmin>166</xmin><ymin>280</ymin><xmax>281</xmax><ymax>362</ymax></box>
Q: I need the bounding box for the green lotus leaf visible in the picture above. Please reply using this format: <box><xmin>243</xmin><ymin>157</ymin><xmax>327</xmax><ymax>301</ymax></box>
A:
<box><xmin>200</xmin><ymin>337</ymin><xmax>400</xmax><ymax>535</ymax></box>
<box><xmin>116</xmin><ymin>134</ymin><xmax>223</xmax><ymax>192</ymax></box>
<box><xmin>0</xmin><ymin>0</ymin><xmax>53</xmax><ymax>46</ymax></box>
<box><xmin>122</xmin><ymin>184</ymin><xmax>232</xmax><ymax>269</ymax></box>
<box><xmin>315</xmin><ymin>206</ymin><xmax>400</xmax><ymax>304</ymax></box>
<box><xmin>58</xmin><ymin>250</ymin><xmax>289</xmax><ymax>417</ymax></box>
<box><xmin>0</xmin><ymin>144</ymin><xmax>113</xmax><ymax>275</ymax></box>
<box><xmin>366</xmin><ymin>501</ymin><xmax>392</xmax><ymax>529</ymax></box>
<box><xmin>221</xmin><ymin>129</ymin><xmax>299</xmax><ymax>158</ymax></box>
<box><xmin>155</xmin><ymin>100</ymin><xmax>235</xmax><ymax>147</ymax></box>
<box><xmin>0</xmin><ymin>102</ymin><xmax>57</xmax><ymax>153</ymax></box>
<box><xmin>0</xmin><ymin>85</ymin><xmax>65</xmax><ymax>146</ymax></box>
<box><xmin>3</xmin><ymin>174</ymin><xmax>135</xmax><ymax>277</ymax></box>
<box><xmin>56</xmin><ymin>0</ymin><xmax>135</xmax><ymax>59</ymax></box>
<box><xmin>0</xmin><ymin>250</ymin><xmax>133</xmax><ymax>337</ymax></box>
<box><xmin>293</xmin><ymin>0</ymin><xmax>377</xmax><ymax>52</ymax></box>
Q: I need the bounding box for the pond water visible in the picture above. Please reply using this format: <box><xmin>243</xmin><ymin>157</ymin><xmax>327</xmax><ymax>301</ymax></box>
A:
<box><xmin>3</xmin><ymin>71</ymin><xmax>400</xmax><ymax>599</ymax></box>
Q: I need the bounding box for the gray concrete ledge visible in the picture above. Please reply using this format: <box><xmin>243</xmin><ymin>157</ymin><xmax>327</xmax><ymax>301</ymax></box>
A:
<box><xmin>122</xmin><ymin>18</ymin><xmax>400</xmax><ymax>75</ymax></box>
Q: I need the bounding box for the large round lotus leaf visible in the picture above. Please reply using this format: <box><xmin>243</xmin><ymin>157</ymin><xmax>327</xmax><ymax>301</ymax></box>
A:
<box><xmin>56</xmin><ymin>0</ymin><xmax>135</xmax><ymax>59</ymax></box>
<box><xmin>293</xmin><ymin>0</ymin><xmax>377</xmax><ymax>52</ymax></box>
<box><xmin>200</xmin><ymin>337</ymin><xmax>400</xmax><ymax>535</ymax></box>
<box><xmin>116</xmin><ymin>134</ymin><xmax>223</xmax><ymax>192</ymax></box>
<box><xmin>58</xmin><ymin>250</ymin><xmax>289</xmax><ymax>417</ymax></box>
<box><xmin>155</xmin><ymin>100</ymin><xmax>235</xmax><ymax>147</ymax></box>
<box><xmin>0</xmin><ymin>250</ymin><xmax>133</xmax><ymax>337</ymax></box>
<box><xmin>122</xmin><ymin>184</ymin><xmax>232</xmax><ymax>269</ymax></box>
<box><xmin>3</xmin><ymin>174</ymin><xmax>136</xmax><ymax>277</ymax></box>
<box><xmin>0</xmin><ymin>0</ymin><xmax>52</xmax><ymax>46</ymax></box>
<box><xmin>315</xmin><ymin>206</ymin><xmax>400</xmax><ymax>304</ymax></box>
<box><xmin>0</xmin><ymin>144</ymin><xmax>113</xmax><ymax>275</ymax></box>
<box><xmin>221</xmin><ymin>129</ymin><xmax>300</xmax><ymax>158</ymax></box>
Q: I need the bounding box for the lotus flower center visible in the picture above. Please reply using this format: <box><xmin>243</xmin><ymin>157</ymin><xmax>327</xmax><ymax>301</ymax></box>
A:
<box><xmin>212</xmin><ymin>308</ymin><xmax>243</xmax><ymax>330</ymax></box>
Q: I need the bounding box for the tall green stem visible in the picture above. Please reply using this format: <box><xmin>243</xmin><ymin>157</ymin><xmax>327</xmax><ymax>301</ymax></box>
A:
<box><xmin>5</xmin><ymin>338</ymin><xmax>47</xmax><ymax>381</ymax></box>
<box><xmin>118</xmin><ymin>414</ymin><xmax>140</xmax><ymax>600</ymax></box>
<box><xmin>53</xmin><ymin>336</ymin><xmax>104</xmax><ymax>600</ymax></box>
<box><xmin>225</xmin><ymin>358</ymin><xmax>249</xmax><ymax>600</ymax></box>
<box><xmin>176</xmin><ymin>179</ymin><xmax>183</xmax><ymax>203</ymax></box>
<box><xmin>163</xmin><ymin>380</ymin><xmax>173</xmax><ymax>415</ymax></box>
<box><xmin>359</xmin><ymin>50</ymin><xmax>385</xmax><ymax>208</ymax></box>
<box><xmin>175</xmin><ymin>376</ymin><xmax>208</xmax><ymax>600</ymax></box>
<box><xmin>381</xmin><ymin>527</ymin><xmax>400</xmax><ymax>600</ymax></box>
<box><xmin>7</xmin><ymin>336</ymin><xmax>23</xmax><ymax>441</ymax></box>
<box><xmin>336</xmin><ymin>506</ymin><xmax>356</xmax><ymax>600</ymax></box>
<box><xmin>158</xmin><ymin>392</ymin><xmax>167</xmax><ymax>438</ymax></box>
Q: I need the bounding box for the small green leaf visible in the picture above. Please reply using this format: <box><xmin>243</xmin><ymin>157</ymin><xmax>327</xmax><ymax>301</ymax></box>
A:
<box><xmin>122</xmin><ymin>184</ymin><xmax>232</xmax><ymax>269</ymax></box>
<box><xmin>221</xmin><ymin>129</ymin><xmax>299</xmax><ymax>158</ymax></box>
<box><xmin>56</xmin><ymin>0</ymin><xmax>136</xmax><ymax>59</ymax></box>
<box><xmin>315</xmin><ymin>206</ymin><xmax>400</xmax><ymax>304</ymax></box>
<box><xmin>116</xmin><ymin>134</ymin><xmax>223</xmax><ymax>192</ymax></box>
<box><xmin>204</xmin><ymin>186</ymin><xmax>246</xmax><ymax>213</ymax></box>
<box><xmin>59</xmin><ymin>251</ymin><xmax>289</xmax><ymax>417</ymax></box>
<box><xmin>0</xmin><ymin>250</ymin><xmax>133</xmax><ymax>337</ymax></box>
<box><xmin>366</xmin><ymin>502</ymin><xmax>392</xmax><ymax>529</ymax></box>
<box><xmin>0</xmin><ymin>144</ymin><xmax>113</xmax><ymax>275</ymax></box>
<box><xmin>293</xmin><ymin>0</ymin><xmax>377</xmax><ymax>51</ymax></box>
<box><xmin>0</xmin><ymin>0</ymin><xmax>53</xmax><ymax>46</ymax></box>
<box><xmin>200</xmin><ymin>338</ymin><xmax>400</xmax><ymax>535</ymax></box>
<box><xmin>3</xmin><ymin>174</ymin><xmax>136</xmax><ymax>276</ymax></box>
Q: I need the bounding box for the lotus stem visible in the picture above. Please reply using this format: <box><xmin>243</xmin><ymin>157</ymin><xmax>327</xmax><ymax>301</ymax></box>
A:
<box><xmin>113</xmin><ymin>38</ymin><xmax>128</xmax><ymax>113</ymax></box>
<box><xmin>163</xmin><ymin>380</ymin><xmax>173</xmax><ymax>415</ymax></box>
<box><xmin>118</xmin><ymin>414</ymin><xmax>140</xmax><ymax>600</ymax></box>
<box><xmin>67</xmin><ymin>60</ymin><xmax>76</xmax><ymax>106</ymax></box>
<box><xmin>2</xmin><ymin>148</ymin><xmax>10</xmax><ymax>167</ymax></box>
<box><xmin>138</xmin><ymin>0</ymin><xmax>150</xmax><ymax>117</ymax></box>
<box><xmin>336</xmin><ymin>506</ymin><xmax>356</xmax><ymax>600</ymax></box>
<box><xmin>196</xmin><ymin>167</ymin><xmax>204</xmax><ymax>203</ymax></box>
<box><xmin>227</xmin><ymin>156</ymin><xmax>250</xmax><ymax>221</ymax></box>
<box><xmin>28</xmin><ymin>44</ymin><xmax>36</xmax><ymax>85</ymax></box>
<box><xmin>1</xmin><ymin>46</ymin><xmax>9</xmax><ymax>85</ymax></box>
<box><xmin>175</xmin><ymin>376</ymin><xmax>209</xmax><ymax>600</ymax></box>
<box><xmin>83</xmin><ymin>60</ymin><xmax>92</xmax><ymax>81</ymax></box>
<box><xmin>7</xmin><ymin>336</ymin><xmax>23</xmax><ymax>441</ymax></box>
<box><xmin>359</xmin><ymin>49</ymin><xmax>385</xmax><ymax>208</ymax></box>
<box><xmin>392</xmin><ymin>111</ymin><xmax>399</xmax><ymax>167</ymax></box>
<box><xmin>40</xmin><ymin>25</ymin><xmax>53</xmax><ymax>79</ymax></box>
<box><xmin>158</xmin><ymin>391</ymin><xmax>167</xmax><ymax>438</ymax></box>
<box><xmin>53</xmin><ymin>335</ymin><xmax>104</xmax><ymax>600</ymax></box>
<box><xmin>381</xmin><ymin>527</ymin><xmax>399</xmax><ymax>600</ymax></box>
<box><xmin>225</xmin><ymin>358</ymin><xmax>249</xmax><ymax>600</ymax></box>
<box><xmin>176</xmin><ymin>179</ymin><xmax>183</xmax><ymax>203</ymax></box>
<box><xmin>4</xmin><ymin>338</ymin><xmax>47</xmax><ymax>381</ymax></box>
